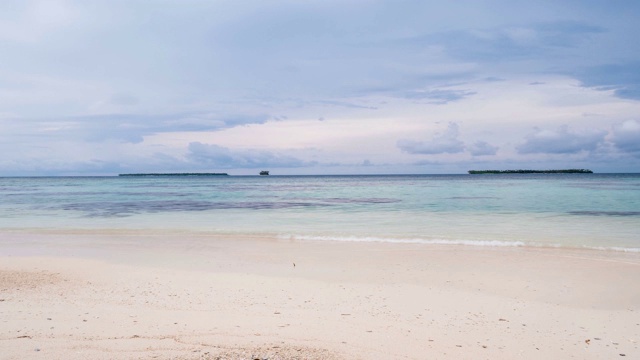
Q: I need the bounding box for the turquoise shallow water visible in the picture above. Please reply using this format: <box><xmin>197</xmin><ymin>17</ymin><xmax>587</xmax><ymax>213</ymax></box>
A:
<box><xmin>0</xmin><ymin>174</ymin><xmax>639</xmax><ymax>250</ymax></box>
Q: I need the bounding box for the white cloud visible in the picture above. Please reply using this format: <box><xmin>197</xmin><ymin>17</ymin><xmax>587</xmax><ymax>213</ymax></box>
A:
<box><xmin>397</xmin><ymin>122</ymin><xmax>465</xmax><ymax>155</ymax></box>
<box><xmin>0</xmin><ymin>0</ymin><xmax>79</xmax><ymax>43</ymax></box>
<box><xmin>517</xmin><ymin>126</ymin><xmax>606</xmax><ymax>154</ymax></box>
<box><xmin>611</xmin><ymin>120</ymin><xmax>640</xmax><ymax>154</ymax></box>
<box><xmin>187</xmin><ymin>142</ymin><xmax>312</xmax><ymax>169</ymax></box>
<box><xmin>0</xmin><ymin>1</ymin><xmax>640</xmax><ymax>174</ymax></box>
<box><xmin>468</xmin><ymin>141</ymin><xmax>499</xmax><ymax>156</ymax></box>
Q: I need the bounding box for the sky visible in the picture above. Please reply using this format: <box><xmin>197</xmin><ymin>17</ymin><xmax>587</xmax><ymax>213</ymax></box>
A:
<box><xmin>1</xmin><ymin>0</ymin><xmax>640</xmax><ymax>175</ymax></box>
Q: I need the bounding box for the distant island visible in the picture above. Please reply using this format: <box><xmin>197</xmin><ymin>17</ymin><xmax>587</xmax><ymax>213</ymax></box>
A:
<box><xmin>468</xmin><ymin>169</ymin><xmax>593</xmax><ymax>174</ymax></box>
<box><xmin>119</xmin><ymin>173</ymin><xmax>228</xmax><ymax>177</ymax></box>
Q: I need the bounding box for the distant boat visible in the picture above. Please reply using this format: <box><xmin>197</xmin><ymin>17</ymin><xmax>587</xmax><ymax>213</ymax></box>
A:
<box><xmin>259</xmin><ymin>171</ymin><xmax>269</xmax><ymax>176</ymax></box>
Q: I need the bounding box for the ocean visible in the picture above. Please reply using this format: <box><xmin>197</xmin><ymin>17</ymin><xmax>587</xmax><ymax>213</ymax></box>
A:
<box><xmin>0</xmin><ymin>174</ymin><xmax>639</xmax><ymax>251</ymax></box>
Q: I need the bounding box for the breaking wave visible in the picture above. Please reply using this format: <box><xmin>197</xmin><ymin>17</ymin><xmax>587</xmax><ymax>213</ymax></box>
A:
<box><xmin>278</xmin><ymin>234</ymin><xmax>527</xmax><ymax>247</ymax></box>
<box><xmin>279</xmin><ymin>234</ymin><xmax>640</xmax><ymax>253</ymax></box>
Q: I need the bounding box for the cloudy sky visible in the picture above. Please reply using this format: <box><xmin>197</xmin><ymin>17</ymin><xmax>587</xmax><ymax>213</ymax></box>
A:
<box><xmin>1</xmin><ymin>0</ymin><xmax>640</xmax><ymax>175</ymax></box>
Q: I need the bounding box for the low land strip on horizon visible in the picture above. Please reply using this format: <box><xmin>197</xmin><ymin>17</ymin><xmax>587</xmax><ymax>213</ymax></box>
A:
<box><xmin>468</xmin><ymin>169</ymin><xmax>593</xmax><ymax>174</ymax></box>
<box><xmin>118</xmin><ymin>173</ymin><xmax>229</xmax><ymax>177</ymax></box>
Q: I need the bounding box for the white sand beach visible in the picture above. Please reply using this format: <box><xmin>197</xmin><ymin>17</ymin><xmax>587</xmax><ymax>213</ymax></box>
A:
<box><xmin>1</xmin><ymin>231</ymin><xmax>639</xmax><ymax>359</ymax></box>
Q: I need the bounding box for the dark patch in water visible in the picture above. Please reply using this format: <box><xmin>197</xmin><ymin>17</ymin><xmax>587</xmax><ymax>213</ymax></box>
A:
<box><xmin>4</xmin><ymin>191</ymin><xmax>197</xmax><ymax>199</ymax></box>
<box><xmin>568</xmin><ymin>211</ymin><xmax>640</xmax><ymax>217</ymax></box>
<box><xmin>54</xmin><ymin>200</ymin><xmax>334</xmax><ymax>217</ymax></box>
<box><xmin>565</xmin><ymin>184</ymin><xmax>640</xmax><ymax>191</ymax></box>
<box><xmin>47</xmin><ymin>197</ymin><xmax>399</xmax><ymax>217</ymax></box>
<box><xmin>322</xmin><ymin>198</ymin><xmax>401</xmax><ymax>204</ymax></box>
<box><xmin>448</xmin><ymin>196</ymin><xmax>499</xmax><ymax>200</ymax></box>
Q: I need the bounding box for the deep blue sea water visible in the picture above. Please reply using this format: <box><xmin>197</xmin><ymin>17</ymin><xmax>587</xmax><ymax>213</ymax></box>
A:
<box><xmin>0</xmin><ymin>174</ymin><xmax>639</xmax><ymax>251</ymax></box>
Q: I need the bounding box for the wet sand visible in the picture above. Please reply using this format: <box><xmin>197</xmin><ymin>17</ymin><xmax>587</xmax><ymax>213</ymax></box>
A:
<box><xmin>1</xmin><ymin>231</ymin><xmax>639</xmax><ymax>359</ymax></box>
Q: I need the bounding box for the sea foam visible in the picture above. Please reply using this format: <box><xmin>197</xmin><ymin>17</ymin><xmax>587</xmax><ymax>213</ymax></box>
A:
<box><xmin>279</xmin><ymin>234</ymin><xmax>526</xmax><ymax>247</ymax></box>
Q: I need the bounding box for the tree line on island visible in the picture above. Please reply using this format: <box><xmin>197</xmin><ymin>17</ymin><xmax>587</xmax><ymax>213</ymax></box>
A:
<box><xmin>119</xmin><ymin>173</ymin><xmax>229</xmax><ymax>176</ymax></box>
<box><xmin>468</xmin><ymin>169</ymin><xmax>593</xmax><ymax>174</ymax></box>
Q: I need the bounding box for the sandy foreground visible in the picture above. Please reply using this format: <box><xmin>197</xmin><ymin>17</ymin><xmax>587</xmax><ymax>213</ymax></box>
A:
<box><xmin>1</xmin><ymin>231</ymin><xmax>639</xmax><ymax>359</ymax></box>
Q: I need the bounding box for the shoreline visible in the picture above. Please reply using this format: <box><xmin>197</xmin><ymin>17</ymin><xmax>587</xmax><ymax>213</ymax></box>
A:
<box><xmin>1</xmin><ymin>231</ymin><xmax>640</xmax><ymax>359</ymax></box>
<box><xmin>2</xmin><ymin>227</ymin><xmax>640</xmax><ymax>254</ymax></box>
